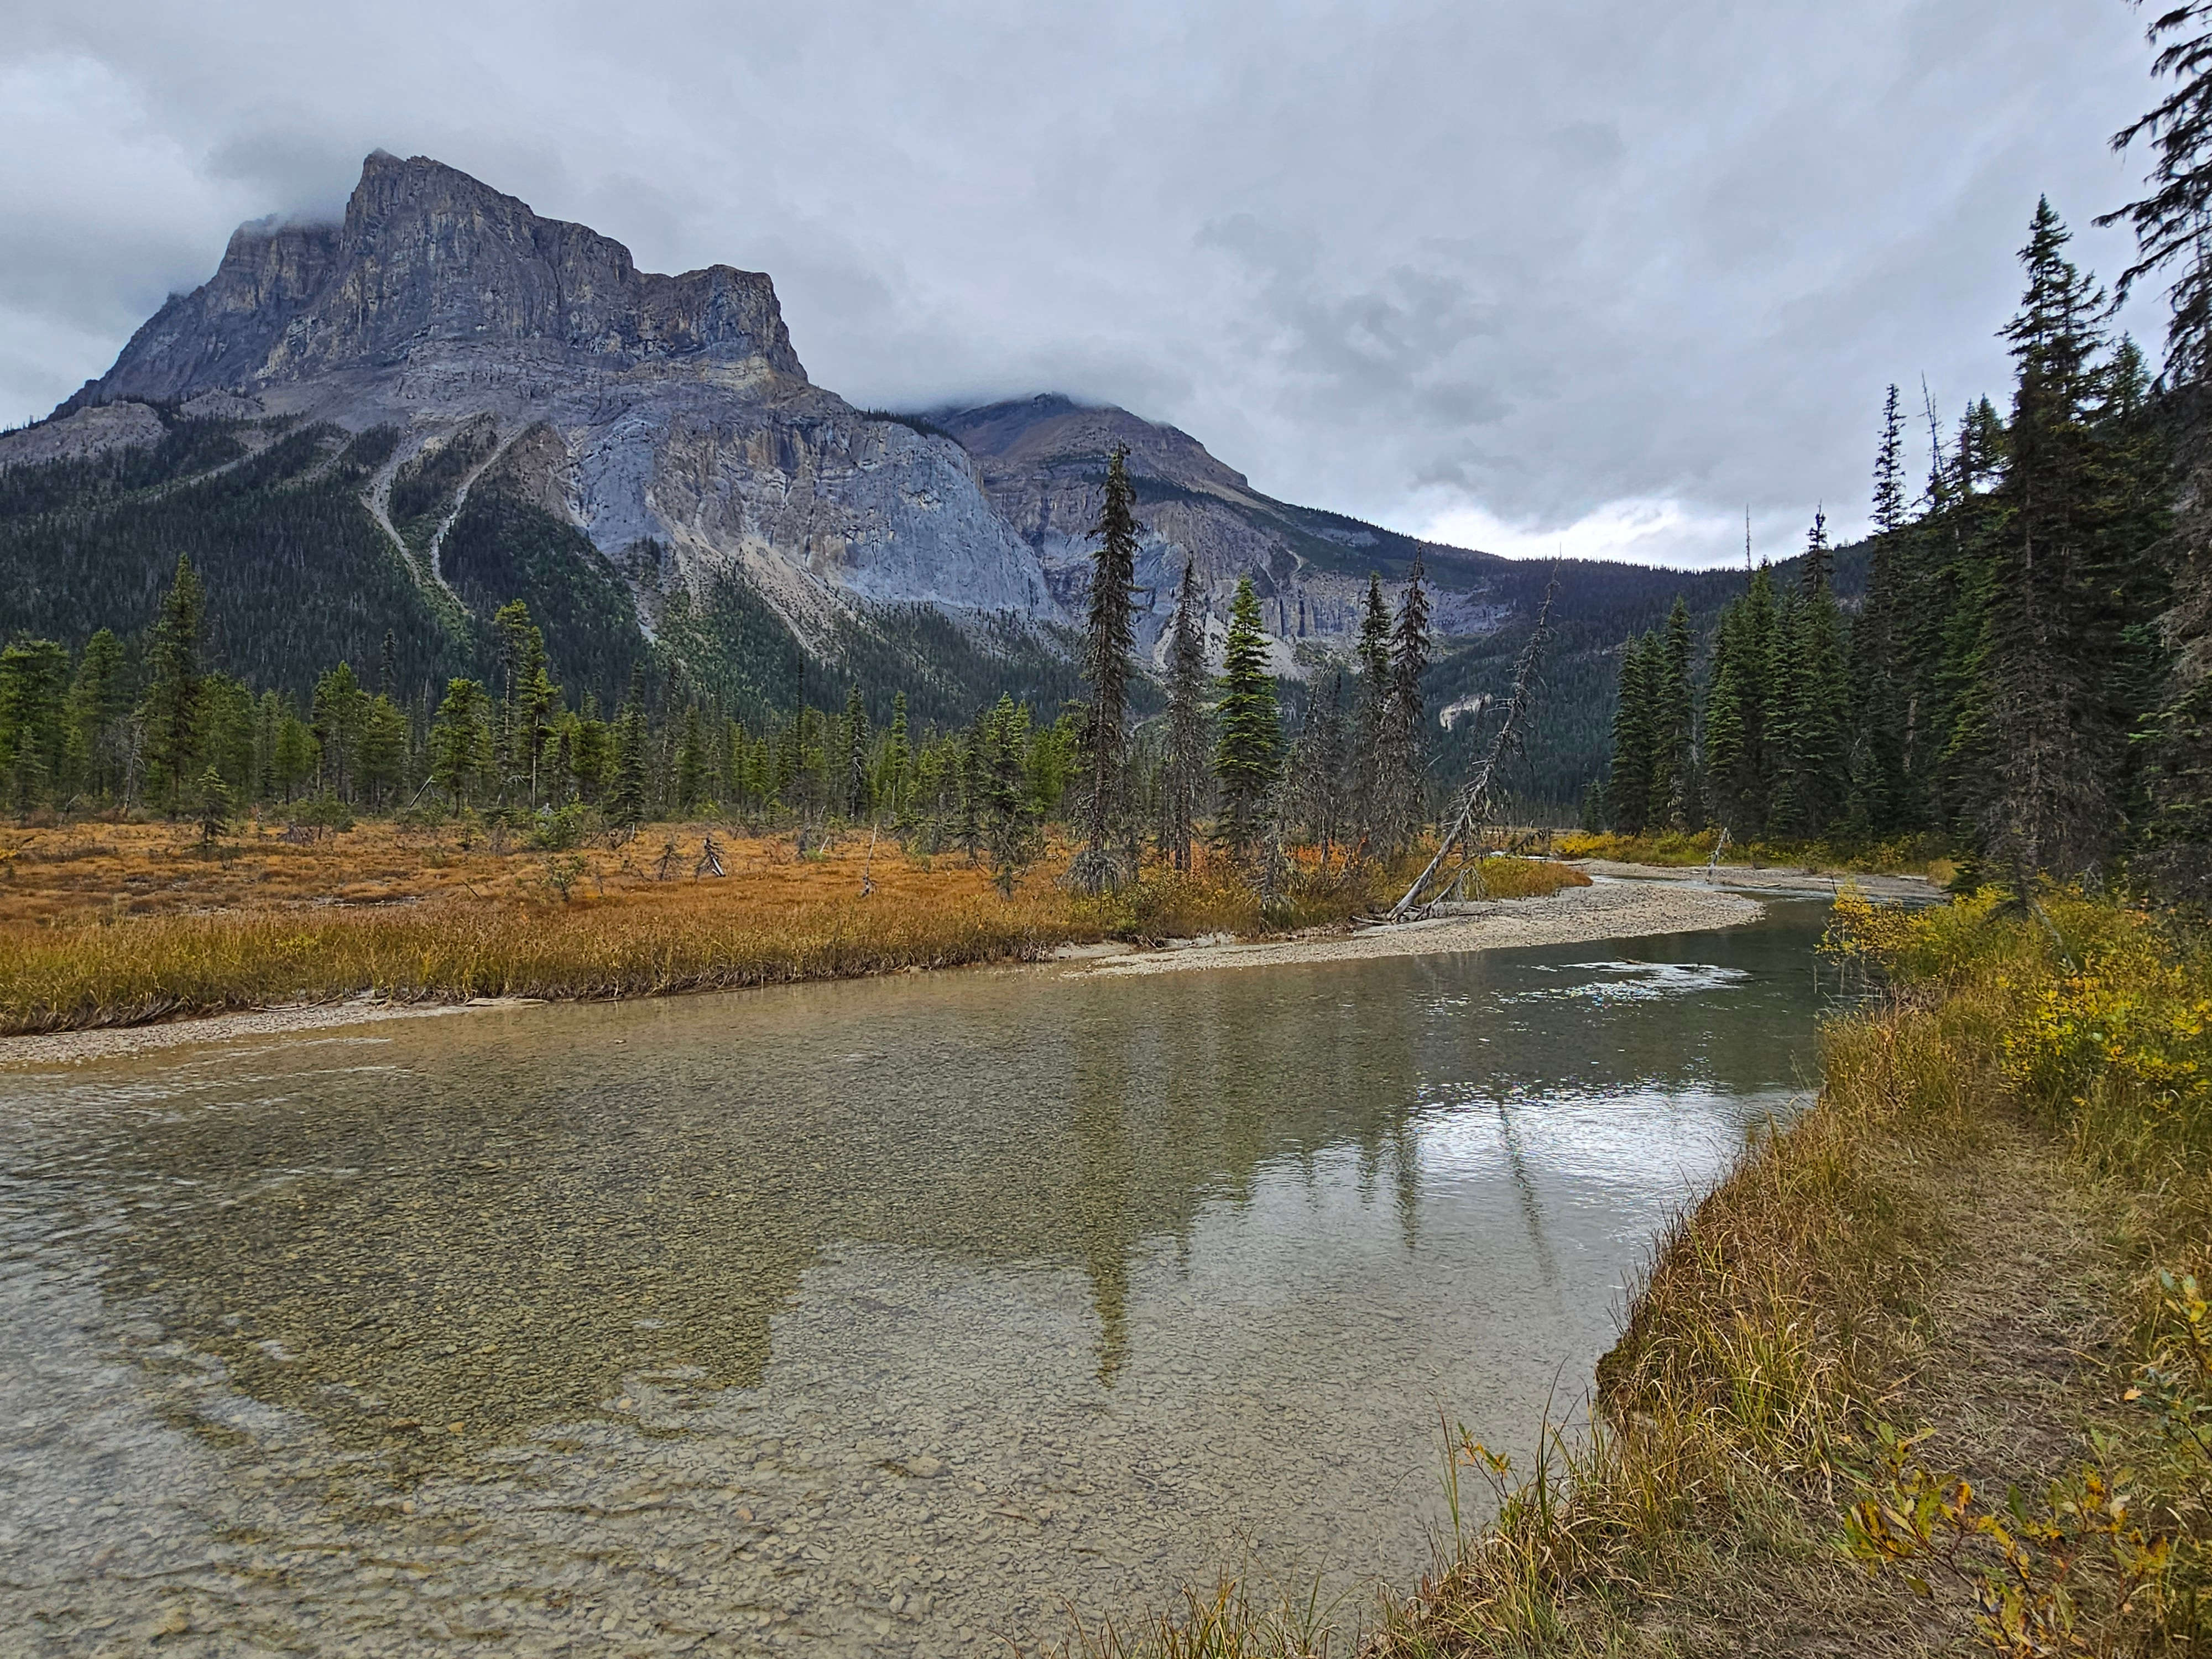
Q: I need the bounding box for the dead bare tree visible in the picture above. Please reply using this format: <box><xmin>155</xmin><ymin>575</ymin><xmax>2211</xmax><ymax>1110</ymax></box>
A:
<box><xmin>696</xmin><ymin>831</ymin><xmax>726</xmax><ymax>878</ymax></box>
<box><xmin>1383</xmin><ymin>576</ymin><xmax>1559</xmax><ymax>924</ymax></box>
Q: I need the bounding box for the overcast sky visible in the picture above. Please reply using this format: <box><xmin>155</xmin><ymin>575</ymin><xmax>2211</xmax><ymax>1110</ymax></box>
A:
<box><xmin>0</xmin><ymin>1</ymin><xmax>2173</xmax><ymax>567</ymax></box>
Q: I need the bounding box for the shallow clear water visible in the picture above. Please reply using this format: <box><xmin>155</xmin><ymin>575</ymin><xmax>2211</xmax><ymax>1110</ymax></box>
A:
<box><xmin>0</xmin><ymin>898</ymin><xmax>1832</xmax><ymax>1656</ymax></box>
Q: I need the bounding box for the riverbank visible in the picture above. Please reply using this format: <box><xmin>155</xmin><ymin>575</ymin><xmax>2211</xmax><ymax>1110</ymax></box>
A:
<box><xmin>1072</xmin><ymin>878</ymin><xmax>1759</xmax><ymax>977</ymax></box>
<box><xmin>1074</xmin><ymin>889</ymin><xmax>2211</xmax><ymax>1656</ymax></box>
<box><xmin>1558</xmin><ymin>827</ymin><xmax>1958</xmax><ymax>883</ymax></box>
<box><xmin>1571</xmin><ymin>856</ymin><xmax>1941</xmax><ymax>902</ymax></box>
<box><xmin>0</xmin><ymin>867</ymin><xmax>1770</xmax><ymax>1067</ymax></box>
<box><xmin>0</xmin><ymin>818</ymin><xmax>1619</xmax><ymax>1050</ymax></box>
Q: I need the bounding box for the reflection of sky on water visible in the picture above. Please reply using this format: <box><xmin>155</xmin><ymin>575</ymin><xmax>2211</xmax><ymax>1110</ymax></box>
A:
<box><xmin>1506</xmin><ymin>960</ymin><xmax>1755</xmax><ymax>1004</ymax></box>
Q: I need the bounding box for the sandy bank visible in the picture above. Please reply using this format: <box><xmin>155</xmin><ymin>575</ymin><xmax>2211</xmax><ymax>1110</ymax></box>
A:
<box><xmin>1072</xmin><ymin>877</ymin><xmax>1764</xmax><ymax>977</ymax></box>
<box><xmin>0</xmin><ymin>997</ymin><xmax>542</xmax><ymax>1069</ymax></box>
<box><xmin>1572</xmin><ymin>858</ymin><xmax>1942</xmax><ymax>902</ymax></box>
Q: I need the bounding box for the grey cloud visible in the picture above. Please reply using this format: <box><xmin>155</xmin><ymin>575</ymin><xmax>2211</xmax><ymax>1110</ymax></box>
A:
<box><xmin>0</xmin><ymin>0</ymin><xmax>2176</xmax><ymax>563</ymax></box>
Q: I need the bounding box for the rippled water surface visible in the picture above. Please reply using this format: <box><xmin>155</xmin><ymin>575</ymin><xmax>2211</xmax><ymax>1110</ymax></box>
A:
<box><xmin>0</xmin><ymin>898</ymin><xmax>1831</xmax><ymax>1656</ymax></box>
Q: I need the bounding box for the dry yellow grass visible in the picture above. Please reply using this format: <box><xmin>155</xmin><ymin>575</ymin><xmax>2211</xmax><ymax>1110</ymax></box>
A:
<box><xmin>0</xmin><ymin>816</ymin><xmax>1590</xmax><ymax>1034</ymax></box>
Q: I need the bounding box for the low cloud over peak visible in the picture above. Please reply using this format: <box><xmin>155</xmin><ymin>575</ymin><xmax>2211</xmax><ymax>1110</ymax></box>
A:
<box><xmin>0</xmin><ymin>0</ymin><xmax>2167</xmax><ymax>566</ymax></box>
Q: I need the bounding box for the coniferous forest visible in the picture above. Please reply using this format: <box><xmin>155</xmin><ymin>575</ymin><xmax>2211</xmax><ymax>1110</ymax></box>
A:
<box><xmin>1599</xmin><ymin>184</ymin><xmax>2211</xmax><ymax>898</ymax></box>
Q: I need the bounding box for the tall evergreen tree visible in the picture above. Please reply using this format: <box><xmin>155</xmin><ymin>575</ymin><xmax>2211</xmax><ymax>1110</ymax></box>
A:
<box><xmin>2104</xmin><ymin>16</ymin><xmax>2212</xmax><ymax>899</ymax></box>
<box><xmin>1159</xmin><ymin>561</ymin><xmax>1210</xmax><ymax>871</ymax></box>
<box><xmin>1854</xmin><ymin>394</ymin><xmax>1915</xmax><ymax>834</ymax></box>
<box><xmin>1650</xmin><ymin>598</ymin><xmax>1697</xmax><ymax>830</ymax></box>
<box><xmin>842</xmin><ymin>682</ymin><xmax>871</xmax><ymax>818</ymax></box>
<box><xmin>62</xmin><ymin>629</ymin><xmax>127</xmax><ymax>803</ymax></box>
<box><xmin>1975</xmin><ymin>200</ymin><xmax>2126</xmax><ymax>874</ymax></box>
<box><xmin>881</xmin><ymin>691</ymin><xmax>911</xmax><ymax>822</ymax></box>
<box><xmin>979</xmin><ymin>694</ymin><xmax>1041</xmax><ymax>895</ymax></box>
<box><xmin>1212</xmin><ymin>576</ymin><xmax>1281</xmax><ymax>859</ymax></box>
<box><xmin>140</xmin><ymin>554</ymin><xmax>206</xmax><ymax>816</ymax></box>
<box><xmin>1072</xmin><ymin>444</ymin><xmax>1140</xmax><ymax>891</ymax></box>
<box><xmin>610</xmin><ymin>677</ymin><xmax>650</xmax><ymax>825</ymax></box>
<box><xmin>1373</xmin><ymin>557</ymin><xmax>1432</xmax><ymax>855</ymax></box>
<box><xmin>1704</xmin><ymin>565</ymin><xmax>1781</xmax><ymax>837</ymax></box>
<box><xmin>429</xmin><ymin>679</ymin><xmax>493</xmax><ymax>807</ymax></box>
<box><xmin>0</xmin><ymin>639</ymin><xmax>69</xmax><ymax>813</ymax></box>
<box><xmin>675</xmin><ymin>703</ymin><xmax>712</xmax><ymax>810</ymax></box>
<box><xmin>1606</xmin><ymin>632</ymin><xmax>1658</xmax><ymax>834</ymax></box>
<box><xmin>358</xmin><ymin>695</ymin><xmax>409</xmax><ymax>807</ymax></box>
<box><xmin>1872</xmin><ymin>384</ymin><xmax>1908</xmax><ymax>536</ymax></box>
<box><xmin>1287</xmin><ymin>670</ymin><xmax>1348</xmax><ymax>864</ymax></box>
<box><xmin>1352</xmin><ymin>572</ymin><xmax>1392</xmax><ymax>848</ymax></box>
<box><xmin>1768</xmin><ymin>517</ymin><xmax>1853</xmax><ymax>839</ymax></box>
<box><xmin>311</xmin><ymin>662</ymin><xmax>368</xmax><ymax>801</ymax></box>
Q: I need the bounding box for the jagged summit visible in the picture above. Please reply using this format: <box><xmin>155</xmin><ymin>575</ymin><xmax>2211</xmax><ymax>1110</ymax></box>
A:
<box><xmin>7</xmin><ymin>151</ymin><xmax>1576</xmax><ymax>746</ymax></box>
<box><xmin>66</xmin><ymin>152</ymin><xmax>804</xmax><ymax>410</ymax></box>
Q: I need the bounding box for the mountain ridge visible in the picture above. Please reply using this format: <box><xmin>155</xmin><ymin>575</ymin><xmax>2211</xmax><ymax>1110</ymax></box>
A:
<box><xmin>0</xmin><ymin>150</ymin><xmax>1845</xmax><ymax>801</ymax></box>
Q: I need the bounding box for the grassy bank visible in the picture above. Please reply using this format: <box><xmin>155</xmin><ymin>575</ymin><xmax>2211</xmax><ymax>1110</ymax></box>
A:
<box><xmin>0</xmin><ymin>819</ymin><xmax>1587</xmax><ymax>1035</ymax></box>
<box><xmin>1068</xmin><ymin>888</ymin><xmax>2210</xmax><ymax>1656</ymax></box>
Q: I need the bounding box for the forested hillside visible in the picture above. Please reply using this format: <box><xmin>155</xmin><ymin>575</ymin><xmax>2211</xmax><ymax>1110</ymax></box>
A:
<box><xmin>0</xmin><ymin>397</ymin><xmax>1833</xmax><ymax>820</ymax></box>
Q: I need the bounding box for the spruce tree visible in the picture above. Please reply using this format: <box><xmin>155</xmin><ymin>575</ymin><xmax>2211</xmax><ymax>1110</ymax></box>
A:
<box><xmin>1287</xmin><ymin>670</ymin><xmax>1348</xmax><ymax>863</ymax></box>
<box><xmin>195</xmin><ymin>766</ymin><xmax>233</xmax><ymax>844</ymax></box>
<box><xmin>1212</xmin><ymin>576</ymin><xmax>1281</xmax><ymax>859</ymax></box>
<box><xmin>843</xmin><ymin>683</ymin><xmax>870</xmax><ymax>818</ymax></box>
<box><xmin>1704</xmin><ymin>565</ymin><xmax>1780</xmax><ymax>838</ymax></box>
<box><xmin>1606</xmin><ymin>632</ymin><xmax>1657</xmax><ymax>834</ymax></box>
<box><xmin>1976</xmin><ymin>200</ymin><xmax>2122</xmax><ymax>874</ymax></box>
<box><xmin>1765</xmin><ymin>513</ymin><xmax>1853</xmax><ymax>839</ymax></box>
<box><xmin>1373</xmin><ymin>557</ymin><xmax>1432</xmax><ymax>855</ymax></box>
<box><xmin>1854</xmin><ymin>395</ymin><xmax>1914</xmax><ymax>834</ymax></box>
<box><xmin>140</xmin><ymin>554</ymin><xmax>206</xmax><ymax>816</ymax></box>
<box><xmin>676</xmin><ymin>704</ymin><xmax>711</xmax><ymax>810</ymax></box>
<box><xmin>1352</xmin><ymin>573</ymin><xmax>1392</xmax><ymax>848</ymax></box>
<box><xmin>0</xmin><ymin>640</ymin><xmax>68</xmax><ymax>814</ymax></box>
<box><xmin>1159</xmin><ymin>561</ymin><xmax>1210</xmax><ymax>871</ymax></box>
<box><xmin>1651</xmin><ymin>599</ymin><xmax>1697</xmax><ymax>829</ymax></box>
<box><xmin>1872</xmin><ymin>384</ymin><xmax>1907</xmax><ymax>536</ymax></box>
<box><xmin>311</xmin><ymin>662</ymin><xmax>368</xmax><ymax>801</ymax></box>
<box><xmin>1072</xmin><ymin>444</ymin><xmax>1140</xmax><ymax>891</ymax></box>
<box><xmin>429</xmin><ymin>679</ymin><xmax>493</xmax><ymax>808</ymax></box>
<box><xmin>980</xmin><ymin>694</ymin><xmax>1041</xmax><ymax>895</ymax></box>
<box><xmin>358</xmin><ymin>695</ymin><xmax>409</xmax><ymax>808</ymax></box>
<box><xmin>610</xmin><ymin>681</ymin><xmax>650</xmax><ymax>825</ymax></box>
<box><xmin>881</xmin><ymin>691</ymin><xmax>911</xmax><ymax>823</ymax></box>
<box><xmin>62</xmin><ymin>629</ymin><xmax>127</xmax><ymax>803</ymax></box>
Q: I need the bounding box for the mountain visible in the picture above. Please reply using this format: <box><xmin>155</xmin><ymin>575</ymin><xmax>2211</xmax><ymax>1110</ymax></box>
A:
<box><xmin>0</xmin><ymin>150</ymin><xmax>1852</xmax><ymax>801</ymax></box>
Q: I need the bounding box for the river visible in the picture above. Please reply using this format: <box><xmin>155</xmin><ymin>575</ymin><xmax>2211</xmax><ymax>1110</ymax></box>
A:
<box><xmin>0</xmin><ymin>896</ymin><xmax>1833</xmax><ymax>1656</ymax></box>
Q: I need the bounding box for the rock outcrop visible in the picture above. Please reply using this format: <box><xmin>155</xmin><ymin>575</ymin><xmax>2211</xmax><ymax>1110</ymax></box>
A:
<box><xmin>72</xmin><ymin>153</ymin><xmax>803</xmax><ymax>404</ymax></box>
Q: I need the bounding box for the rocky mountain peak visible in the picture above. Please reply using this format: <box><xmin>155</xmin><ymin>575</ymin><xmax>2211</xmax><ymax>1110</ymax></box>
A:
<box><xmin>935</xmin><ymin>395</ymin><xmax>1255</xmax><ymax>499</ymax></box>
<box><xmin>66</xmin><ymin>152</ymin><xmax>804</xmax><ymax>410</ymax></box>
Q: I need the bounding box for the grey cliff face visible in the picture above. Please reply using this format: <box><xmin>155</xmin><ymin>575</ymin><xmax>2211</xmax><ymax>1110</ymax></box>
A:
<box><xmin>80</xmin><ymin>154</ymin><xmax>804</xmax><ymax>404</ymax></box>
<box><xmin>56</xmin><ymin>152</ymin><xmax>1048</xmax><ymax>636</ymax></box>
<box><xmin>34</xmin><ymin>153</ymin><xmax>1498</xmax><ymax>668</ymax></box>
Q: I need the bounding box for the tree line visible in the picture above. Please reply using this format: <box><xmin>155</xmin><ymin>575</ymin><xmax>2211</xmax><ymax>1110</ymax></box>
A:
<box><xmin>0</xmin><ymin>447</ymin><xmax>1444</xmax><ymax>894</ymax></box>
<box><xmin>1601</xmin><ymin>181</ymin><xmax>2203</xmax><ymax>890</ymax></box>
<box><xmin>1062</xmin><ymin>445</ymin><xmax>1436</xmax><ymax>894</ymax></box>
